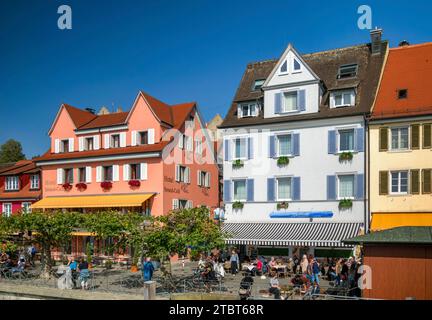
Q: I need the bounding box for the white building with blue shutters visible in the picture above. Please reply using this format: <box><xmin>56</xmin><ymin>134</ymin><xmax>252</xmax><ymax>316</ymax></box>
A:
<box><xmin>219</xmin><ymin>33</ymin><xmax>387</xmax><ymax>257</ymax></box>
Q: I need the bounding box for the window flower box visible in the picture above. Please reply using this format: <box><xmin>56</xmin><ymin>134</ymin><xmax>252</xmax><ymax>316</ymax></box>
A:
<box><xmin>100</xmin><ymin>181</ymin><xmax>113</xmax><ymax>190</ymax></box>
<box><xmin>62</xmin><ymin>183</ymin><xmax>72</xmax><ymax>191</ymax></box>
<box><xmin>339</xmin><ymin>152</ymin><xmax>353</xmax><ymax>162</ymax></box>
<box><xmin>232</xmin><ymin>159</ymin><xmax>244</xmax><ymax>169</ymax></box>
<box><xmin>232</xmin><ymin>201</ymin><xmax>244</xmax><ymax>210</ymax></box>
<box><xmin>128</xmin><ymin>180</ymin><xmax>141</xmax><ymax>187</ymax></box>
<box><xmin>339</xmin><ymin>198</ymin><xmax>353</xmax><ymax>210</ymax></box>
<box><xmin>277</xmin><ymin>156</ymin><xmax>290</xmax><ymax>166</ymax></box>
<box><xmin>75</xmin><ymin>183</ymin><xmax>87</xmax><ymax>191</ymax></box>
<box><xmin>277</xmin><ymin>201</ymin><xmax>289</xmax><ymax>210</ymax></box>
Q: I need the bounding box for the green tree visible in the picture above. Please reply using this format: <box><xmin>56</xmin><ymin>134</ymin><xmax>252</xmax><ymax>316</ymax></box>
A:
<box><xmin>0</xmin><ymin>139</ymin><xmax>25</xmax><ymax>163</ymax></box>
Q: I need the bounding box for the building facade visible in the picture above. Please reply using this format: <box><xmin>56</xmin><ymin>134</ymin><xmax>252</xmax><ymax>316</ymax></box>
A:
<box><xmin>219</xmin><ymin>32</ymin><xmax>387</xmax><ymax>258</ymax></box>
<box><xmin>369</xmin><ymin>42</ymin><xmax>432</xmax><ymax>231</ymax></box>
<box><xmin>32</xmin><ymin>91</ymin><xmax>219</xmax><ymax>257</ymax></box>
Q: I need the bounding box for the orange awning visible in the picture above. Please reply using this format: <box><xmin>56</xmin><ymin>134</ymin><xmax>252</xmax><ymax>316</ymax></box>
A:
<box><xmin>371</xmin><ymin>213</ymin><xmax>432</xmax><ymax>231</ymax></box>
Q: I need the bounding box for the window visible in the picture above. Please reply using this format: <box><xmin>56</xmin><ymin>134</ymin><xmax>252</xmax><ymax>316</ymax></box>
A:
<box><xmin>198</xmin><ymin>171</ymin><xmax>210</xmax><ymax>187</ymax></box>
<box><xmin>277</xmin><ymin>134</ymin><xmax>292</xmax><ymax>156</ymax></box>
<box><xmin>138</xmin><ymin>131</ymin><xmax>149</xmax><ymax>145</ymax></box>
<box><xmin>86</xmin><ymin>137</ymin><xmax>94</xmax><ymax>151</ymax></box>
<box><xmin>233</xmin><ymin>180</ymin><xmax>247</xmax><ymax>201</ymax></box>
<box><xmin>177</xmin><ymin>165</ymin><xmax>189</xmax><ymax>183</ymax></box>
<box><xmin>293</xmin><ymin>58</ymin><xmax>301</xmax><ymax>72</ymax></box>
<box><xmin>253</xmin><ymin>79</ymin><xmax>265</xmax><ymax>91</ymax></box>
<box><xmin>280</xmin><ymin>60</ymin><xmax>288</xmax><ymax>73</ymax></box>
<box><xmin>283</xmin><ymin>91</ymin><xmax>298</xmax><ymax>112</ymax></box>
<box><xmin>130</xmin><ymin>164</ymin><xmax>140</xmax><ymax>180</ymax></box>
<box><xmin>195</xmin><ymin>139</ymin><xmax>203</xmax><ymax>155</ymax></box>
<box><xmin>179</xmin><ymin>200</ymin><xmax>189</xmax><ymax>209</ymax></box>
<box><xmin>64</xmin><ymin>168</ymin><xmax>74</xmax><ymax>184</ymax></box>
<box><xmin>2</xmin><ymin>203</ymin><xmax>12</xmax><ymax>217</ymax></box>
<box><xmin>30</xmin><ymin>174</ymin><xmax>40</xmax><ymax>189</ymax></box>
<box><xmin>391</xmin><ymin>127</ymin><xmax>409</xmax><ymax>150</ymax></box>
<box><xmin>61</xmin><ymin>139</ymin><xmax>69</xmax><ymax>153</ymax></box>
<box><xmin>338</xmin><ymin>129</ymin><xmax>355</xmax><ymax>152</ymax></box>
<box><xmin>398</xmin><ymin>89</ymin><xmax>408</xmax><ymax>99</ymax></box>
<box><xmin>78</xmin><ymin>168</ymin><xmax>86</xmax><ymax>183</ymax></box>
<box><xmin>391</xmin><ymin>171</ymin><xmax>409</xmax><ymax>194</ymax></box>
<box><xmin>239</xmin><ymin>103</ymin><xmax>258</xmax><ymax>118</ymax></box>
<box><xmin>103</xmin><ymin>166</ymin><xmax>113</xmax><ymax>182</ymax></box>
<box><xmin>338</xmin><ymin>175</ymin><xmax>355</xmax><ymax>199</ymax></box>
<box><xmin>5</xmin><ymin>176</ymin><xmax>19</xmax><ymax>191</ymax></box>
<box><xmin>276</xmin><ymin>177</ymin><xmax>291</xmax><ymax>201</ymax></box>
<box><xmin>234</xmin><ymin>138</ymin><xmax>247</xmax><ymax>159</ymax></box>
<box><xmin>337</xmin><ymin>64</ymin><xmax>358</xmax><ymax>79</ymax></box>
<box><xmin>331</xmin><ymin>90</ymin><xmax>355</xmax><ymax>107</ymax></box>
<box><xmin>110</xmin><ymin>134</ymin><xmax>120</xmax><ymax>148</ymax></box>
<box><xmin>22</xmin><ymin>202</ymin><xmax>31</xmax><ymax>214</ymax></box>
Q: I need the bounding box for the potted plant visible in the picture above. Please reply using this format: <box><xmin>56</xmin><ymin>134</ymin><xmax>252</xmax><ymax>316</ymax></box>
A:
<box><xmin>277</xmin><ymin>201</ymin><xmax>289</xmax><ymax>210</ymax></box>
<box><xmin>277</xmin><ymin>156</ymin><xmax>290</xmax><ymax>166</ymax></box>
<box><xmin>104</xmin><ymin>259</ymin><xmax>113</xmax><ymax>270</ymax></box>
<box><xmin>128</xmin><ymin>180</ymin><xmax>141</xmax><ymax>188</ymax></box>
<box><xmin>75</xmin><ymin>182</ymin><xmax>87</xmax><ymax>191</ymax></box>
<box><xmin>62</xmin><ymin>182</ymin><xmax>72</xmax><ymax>191</ymax></box>
<box><xmin>339</xmin><ymin>152</ymin><xmax>354</xmax><ymax>162</ymax></box>
<box><xmin>232</xmin><ymin>201</ymin><xmax>244</xmax><ymax>210</ymax></box>
<box><xmin>100</xmin><ymin>181</ymin><xmax>113</xmax><ymax>191</ymax></box>
<box><xmin>232</xmin><ymin>159</ymin><xmax>244</xmax><ymax>169</ymax></box>
<box><xmin>339</xmin><ymin>198</ymin><xmax>353</xmax><ymax>210</ymax></box>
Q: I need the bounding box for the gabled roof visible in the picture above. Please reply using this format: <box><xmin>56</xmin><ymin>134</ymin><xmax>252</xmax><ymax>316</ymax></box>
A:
<box><xmin>63</xmin><ymin>104</ymin><xmax>98</xmax><ymax>128</ymax></box>
<box><xmin>220</xmin><ymin>41</ymin><xmax>388</xmax><ymax>128</ymax></box>
<box><xmin>343</xmin><ymin>226</ymin><xmax>432</xmax><ymax>245</ymax></box>
<box><xmin>371</xmin><ymin>42</ymin><xmax>432</xmax><ymax>120</ymax></box>
<box><xmin>78</xmin><ymin>112</ymin><xmax>129</xmax><ymax>130</ymax></box>
<box><xmin>0</xmin><ymin>160</ymin><xmax>39</xmax><ymax>176</ymax></box>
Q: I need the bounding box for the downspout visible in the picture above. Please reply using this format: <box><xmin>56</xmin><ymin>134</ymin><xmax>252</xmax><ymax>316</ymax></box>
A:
<box><xmin>364</xmin><ymin>114</ymin><xmax>370</xmax><ymax>234</ymax></box>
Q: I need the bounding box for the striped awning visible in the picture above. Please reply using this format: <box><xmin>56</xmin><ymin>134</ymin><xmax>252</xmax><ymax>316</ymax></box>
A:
<box><xmin>222</xmin><ymin>222</ymin><xmax>363</xmax><ymax>247</ymax></box>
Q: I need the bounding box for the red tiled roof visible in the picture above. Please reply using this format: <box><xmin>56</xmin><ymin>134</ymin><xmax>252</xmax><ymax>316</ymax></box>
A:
<box><xmin>78</xmin><ymin>112</ymin><xmax>129</xmax><ymax>130</ymax></box>
<box><xmin>0</xmin><ymin>190</ymin><xmax>41</xmax><ymax>200</ymax></box>
<box><xmin>141</xmin><ymin>91</ymin><xmax>173</xmax><ymax>125</ymax></box>
<box><xmin>372</xmin><ymin>42</ymin><xmax>432</xmax><ymax>119</ymax></box>
<box><xmin>0</xmin><ymin>160</ymin><xmax>39</xmax><ymax>176</ymax></box>
<box><xmin>64</xmin><ymin>104</ymin><xmax>97</xmax><ymax>128</ymax></box>
<box><xmin>171</xmin><ymin>102</ymin><xmax>196</xmax><ymax>128</ymax></box>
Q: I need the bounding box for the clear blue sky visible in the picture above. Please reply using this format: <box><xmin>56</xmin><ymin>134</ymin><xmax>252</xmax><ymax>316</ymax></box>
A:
<box><xmin>1</xmin><ymin>0</ymin><xmax>431</xmax><ymax>158</ymax></box>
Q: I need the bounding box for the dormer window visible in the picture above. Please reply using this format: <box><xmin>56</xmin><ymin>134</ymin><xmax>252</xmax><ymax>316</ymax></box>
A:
<box><xmin>110</xmin><ymin>134</ymin><xmax>120</xmax><ymax>148</ymax></box>
<box><xmin>337</xmin><ymin>64</ymin><xmax>358</xmax><ymax>79</ymax></box>
<box><xmin>280</xmin><ymin>60</ymin><xmax>288</xmax><ymax>73</ymax></box>
<box><xmin>238</xmin><ymin>102</ymin><xmax>258</xmax><ymax>118</ymax></box>
<box><xmin>293</xmin><ymin>58</ymin><xmax>301</xmax><ymax>72</ymax></box>
<box><xmin>330</xmin><ymin>89</ymin><xmax>356</xmax><ymax>108</ymax></box>
<box><xmin>398</xmin><ymin>89</ymin><xmax>408</xmax><ymax>99</ymax></box>
<box><xmin>282</xmin><ymin>91</ymin><xmax>298</xmax><ymax>112</ymax></box>
<box><xmin>61</xmin><ymin>139</ymin><xmax>69</xmax><ymax>153</ymax></box>
<box><xmin>253</xmin><ymin>79</ymin><xmax>265</xmax><ymax>91</ymax></box>
<box><xmin>5</xmin><ymin>176</ymin><xmax>19</xmax><ymax>191</ymax></box>
<box><xmin>85</xmin><ymin>137</ymin><xmax>94</xmax><ymax>151</ymax></box>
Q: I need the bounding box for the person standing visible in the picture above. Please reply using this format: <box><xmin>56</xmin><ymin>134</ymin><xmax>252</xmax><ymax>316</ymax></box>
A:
<box><xmin>142</xmin><ymin>257</ymin><xmax>155</xmax><ymax>281</ymax></box>
<box><xmin>229</xmin><ymin>250</ymin><xmax>239</xmax><ymax>276</ymax></box>
<box><xmin>300</xmin><ymin>255</ymin><xmax>309</xmax><ymax>275</ymax></box>
<box><xmin>68</xmin><ymin>257</ymin><xmax>78</xmax><ymax>288</ymax></box>
<box><xmin>311</xmin><ymin>258</ymin><xmax>320</xmax><ymax>285</ymax></box>
<box><xmin>78</xmin><ymin>258</ymin><xmax>90</xmax><ymax>290</ymax></box>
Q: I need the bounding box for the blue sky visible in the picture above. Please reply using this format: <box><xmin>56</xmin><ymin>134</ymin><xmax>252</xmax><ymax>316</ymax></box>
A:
<box><xmin>1</xmin><ymin>0</ymin><xmax>432</xmax><ymax>158</ymax></box>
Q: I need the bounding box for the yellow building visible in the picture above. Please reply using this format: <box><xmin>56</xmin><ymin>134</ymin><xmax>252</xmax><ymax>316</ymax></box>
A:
<box><xmin>369</xmin><ymin>42</ymin><xmax>432</xmax><ymax>231</ymax></box>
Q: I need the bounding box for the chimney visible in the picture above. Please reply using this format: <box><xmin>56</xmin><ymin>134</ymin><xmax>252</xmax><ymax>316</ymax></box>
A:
<box><xmin>370</xmin><ymin>28</ymin><xmax>383</xmax><ymax>55</ymax></box>
<box><xmin>85</xmin><ymin>107</ymin><xmax>96</xmax><ymax>114</ymax></box>
<box><xmin>399</xmin><ymin>40</ymin><xmax>410</xmax><ymax>47</ymax></box>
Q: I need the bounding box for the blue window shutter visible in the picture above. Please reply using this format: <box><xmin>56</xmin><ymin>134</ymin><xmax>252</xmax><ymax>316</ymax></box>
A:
<box><xmin>328</xmin><ymin>130</ymin><xmax>337</xmax><ymax>154</ymax></box>
<box><xmin>275</xmin><ymin>93</ymin><xmax>282</xmax><ymax>114</ymax></box>
<box><xmin>292</xmin><ymin>177</ymin><xmax>301</xmax><ymax>200</ymax></box>
<box><xmin>327</xmin><ymin>175</ymin><xmax>337</xmax><ymax>200</ymax></box>
<box><xmin>223</xmin><ymin>180</ymin><xmax>231</xmax><ymax>202</ymax></box>
<box><xmin>292</xmin><ymin>133</ymin><xmax>300</xmax><ymax>156</ymax></box>
<box><xmin>248</xmin><ymin>137</ymin><xmax>253</xmax><ymax>160</ymax></box>
<box><xmin>355</xmin><ymin>174</ymin><xmax>364</xmax><ymax>199</ymax></box>
<box><xmin>355</xmin><ymin>128</ymin><xmax>364</xmax><ymax>152</ymax></box>
<box><xmin>267</xmin><ymin>178</ymin><xmax>275</xmax><ymax>201</ymax></box>
<box><xmin>298</xmin><ymin>90</ymin><xmax>306</xmax><ymax>111</ymax></box>
<box><xmin>224</xmin><ymin>140</ymin><xmax>230</xmax><ymax>161</ymax></box>
<box><xmin>269</xmin><ymin>135</ymin><xmax>276</xmax><ymax>158</ymax></box>
<box><xmin>247</xmin><ymin>179</ymin><xmax>254</xmax><ymax>201</ymax></box>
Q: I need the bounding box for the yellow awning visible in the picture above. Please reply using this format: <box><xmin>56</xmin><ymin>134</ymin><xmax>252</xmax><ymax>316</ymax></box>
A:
<box><xmin>371</xmin><ymin>213</ymin><xmax>432</xmax><ymax>231</ymax></box>
<box><xmin>31</xmin><ymin>193</ymin><xmax>155</xmax><ymax>209</ymax></box>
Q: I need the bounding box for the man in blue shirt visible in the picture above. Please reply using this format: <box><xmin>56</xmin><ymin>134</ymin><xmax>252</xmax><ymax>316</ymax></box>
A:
<box><xmin>68</xmin><ymin>257</ymin><xmax>78</xmax><ymax>288</ymax></box>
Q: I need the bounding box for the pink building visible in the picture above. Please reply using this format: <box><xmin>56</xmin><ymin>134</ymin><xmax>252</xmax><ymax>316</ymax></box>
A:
<box><xmin>32</xmin><ymin>91</ymin><xmax>219</xmax><ymax>257</ymax></box>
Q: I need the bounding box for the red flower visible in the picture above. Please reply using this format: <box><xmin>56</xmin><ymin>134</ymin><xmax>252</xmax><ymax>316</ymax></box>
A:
<box><xmin>75</xmin><ymin>183</ymin><xmax>87</xmax><ymax>190</ymax></box>
<box><xmin>100</xmin><ymin>181</ymin><xmax>113</xmax><ymax>190</ymax></box>
<box><xmin>128</xmin><ymin>180</ymin><xmax>141</xmax><ymax>187</ymax></box>
<box><xmin>62</xmin><ymin>183</ymin><xmax>72</xmax><ymax>191</ymax></box>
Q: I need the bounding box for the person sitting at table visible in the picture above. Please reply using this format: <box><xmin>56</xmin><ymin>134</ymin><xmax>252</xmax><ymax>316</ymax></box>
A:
<box><xmin>10</xmin><ymin>258</ymin><xmax>25</xmax><ymax>274</ymax></box>
<box><xmin>268</xmin><ymin>257</ymin><xmax>277</xmax><ymax>274</ymax></box>
<box><xmin>255</xmin><ymin>258</ymin><xmax>263</xmax><ymax>276</ymax></box>
<box><xmin>269</xmin><ymin>274</ymin><xmax>282</xmax><ymax>299</ymax></box>
<box><xmin>287</xmin><ymin>258</ymin><xmax>294</xmax><ymax>275</ymax></box>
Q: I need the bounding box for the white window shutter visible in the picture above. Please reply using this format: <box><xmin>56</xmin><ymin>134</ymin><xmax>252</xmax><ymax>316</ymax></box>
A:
<box><xmin>96</xmin><ymin>166</ymin><xmax>102</xmax><ymax>182</ymax></box>
<box><xmin>79</xmin><ymin>137</ymin><xmax>85</xmax><ymax>151</ymax></box>
<box><xmin>186</xmin><ymin>167</ymin><xmax>190</xmax><ymax>184</ymax></box>
<box><xmin>131</xmin><ymin>131</ymin><xmax>137</xmax><ymax>146</ymax></box>
<box><xmin>140</xmin><ymin>163</ymin><xmax>148</xmax><ymax>180</ymax></box>
<box><xmin>104</xmin><ymin>134</ymin><xmax>110</xmax><ymax>149</ymax></box>
<box><xmin>197</xmin><ymin>170</ymin><xmax>201</xmax><ymax>186</ymax></box>
<box><xmin>175</xmin><ymin>165</ymin><xmax>180</xmax><ymax>182</ymax></box>
<box><xmin>94</xmin><ymin>135</ymin><xmax>100</xmax><ymax>150</ymax></box>
<box><xmin>148</xmin><ymin>129</ymin><xmax>155</xmax><ymax>144</ymax></box>
<box><xmin>123</xmin><ymin>164</ymin><xmax>130</xmax><ymax>181</ymax></box>
<box><xmin>57</xmin><ymin>168</ymin><xmax>63</xmax><ymax>185</ymax></box>
<box><xmin>187</xmin><ymin>200</ymin><xmax>193</xmax><ymax>209</ymax></box>
<box><xmin>85</xmin><ymin>166</ymin><xmax>92</xmax><ymax>183</ymax></box>
<box><xmin>120</xmin><ymin>132</ymin><xmax>127</xmax><ymax>147</ymax></box>
<box><xmin>54</xmin><ymin>139</ymin><xmax>60</xmax><ymax>153</ymax></box>
<box><xmin>113</xmin><ymin>165</ymin><xmax>119</xmax><ymax>182</ymax></box>
<box><xmin>237</xmin><ymin>104</ymin><xmax>242</xmax><ymax>118</ymax></box>
<box><xmin>178</xmin><ymin>134</ymin><xmax>184</xmax><ymax>149</ymax></box>
<box><xmin>68</xmin><ymin>138</ymin><xmax>74</xmax><ymax>152</ymax></box>
<box><xmin>206</xmin><ymin>172</ymin><xmax>210</xmax><ymax>187</ymax></box>
<box><xmin>189</xmin><ymin>137</ymin><xmax>193</xmax><ymax>151</ymax></box>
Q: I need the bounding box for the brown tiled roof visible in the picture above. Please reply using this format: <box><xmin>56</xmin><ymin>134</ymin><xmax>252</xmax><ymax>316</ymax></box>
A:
<box><xmin>0</xmin><ymin>160</ymin><xmax>39</xmax><ymax>176</ymax></box>
<box><xmin>141</xmin><ymin>91</ymin><xmax>174</xmax><ymax>125</ymax></box>
<box><xmin>78</xmin><ymin>112</ymin><xmax>129</xmax><ymax>130</ymax></box>
<box><xmin>64</xmin><ymin>104</ymin><xmax>97</xmax><ymax>128</ymax></box>
<box><xmin>220</xmin><ymin>42</ymin><xmax>388</xmax><ymax>128</ymax></box>
<box><xmin>0</xmin><ymin>190</ymin><xmax>41</xmax><ymax>201</ymax></box>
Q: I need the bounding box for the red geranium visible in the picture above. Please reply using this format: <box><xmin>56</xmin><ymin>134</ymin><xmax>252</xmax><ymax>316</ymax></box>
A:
<box><xmin>76</xmin><ymin>183</ymin><xmax>87</xmax><ymax>191</ymax></box>
<box><xmin>62</xmin><ymin>183</ymin><xmax>72</xmax><ymax>191</ymax></box>
<box><xmin>128</xmin><ymin>180</ymin><xmax>141</xmax><ymax>187</ymax></box>
<box><xmin>100</xmin><ymin>181</ymin><xmax>113</xmax><ymax>190</ymax></box>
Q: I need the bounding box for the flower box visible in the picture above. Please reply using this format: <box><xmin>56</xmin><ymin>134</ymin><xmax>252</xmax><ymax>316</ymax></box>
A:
<box><xmin>62</xmin><ymin>183</ymin><xmax>72</xmax><ymax>191</ymax></box>
<box><xmin>339</xmin><ymin>198</ymin><xmax>353</xmax><ymax>210</ymax></box>
<box><xmin>339</xmin><ymin>152</ymin><xmax>353</xmax><ymax>162</ymax></box>
<box><xmin>277</xmin><ymin>202</ymin><xmax>289</xmax><ymax>210</ymax></box>
<box><xmin>75</xmin><ymin>183</ymin><xmax>87</xmax><ymax>191</ymax></box>
<box><xmin>277</xmin><ymin>156</ymin><xmax>290</xmax><ymax>166</ymax></box>
<box><xmin>100</xmin><ymin>181</ymin><xmax>113</xmax><ymax>190</ymax></box>
<box><xmin>128</xmin><ymin>180</ymin><xmax>141</xmax><ymax>187</ymax></box>
<box><xmin>232</xmin><ymin>159</ymin><xmax>244</xmax><ymax>169</ymax></box>
<box><xmin>232</xmin><ymin>201</ymin><xmax>244</xmax><ymax>210</ymax></box>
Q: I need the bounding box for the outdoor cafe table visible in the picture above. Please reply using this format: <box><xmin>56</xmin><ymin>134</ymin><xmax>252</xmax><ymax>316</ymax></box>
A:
<box><xmin>242</xmin><ymin>264</ymin><xmax>256</xmax><ymax>271</ymax></box>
